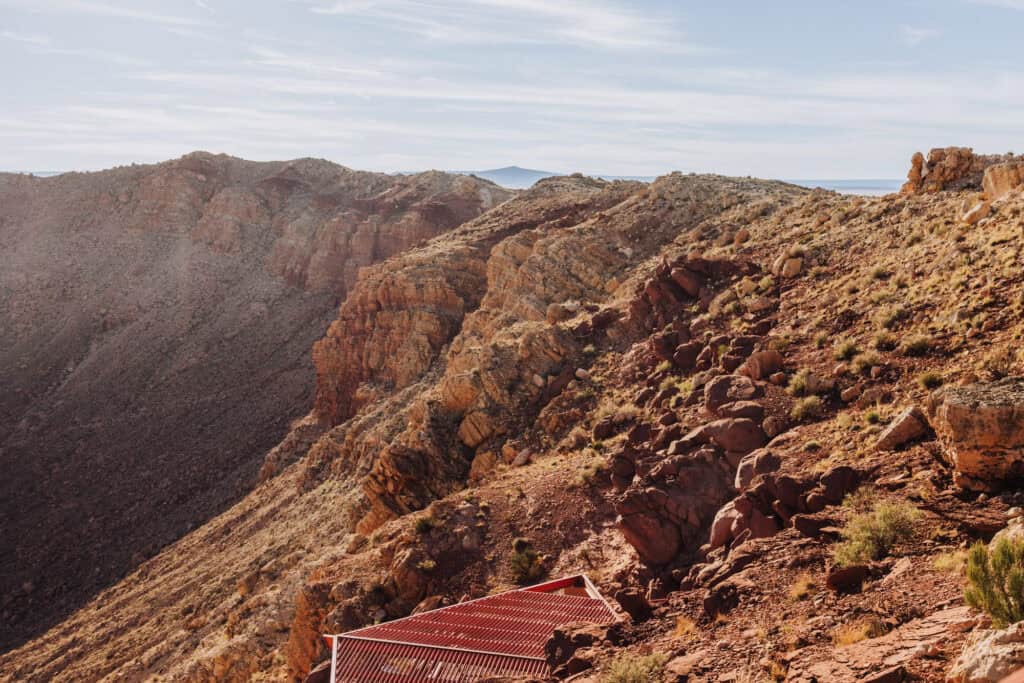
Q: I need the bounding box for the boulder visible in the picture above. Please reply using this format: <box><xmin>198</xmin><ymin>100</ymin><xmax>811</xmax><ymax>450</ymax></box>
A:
<box><xmin>983</xmin><ymin>161</ymin><xmax>1024</xmax><ymax>201</ymax></box>
<box><xmin>704</xmin><ymin>375</ymin><xmax>762</xmax><ymax>414</ymax></box>
<box><xmin>670</xmin><ymin>267</ymin><xmax>702</xmax><ymax>297</ymax></box>
<box><xmin>875</xmin><ymin>406</ymin><xmax>930</xmax><ymax>451</ymax></box>
<box><xmin>544</xmin><ymin>622</ymin><xmax>607</xmax><ymax>669</ymax></box>
<box><xmin>964</xmin><ymin>201</ymin><xmax>992</xmax><ymax>225</ymax></box>
<box><xmin>709</xmin><ymin>500</ymin><xmax>742</xmax><ymax>548</ymax></box>
<box><xmin>717</xmin><ymin>400</ymin><xmax>765</xmax><ymax>422</ymax></box>
<box><xmin>468</xmin><ymin>450</ymin><xmax>498</xmax><ymax>481</ymax></box>
<box><xmin>303</xmin><ymin>661</ymin><xmax>331</xmax><ymax>683</ymax></box>
<box><xmin>734</xmin><ymin>448</ymin><xmax>781</xmax><ymax>490</ymax></box>
<box><xmin>948</xmin><ymin>622</ymin><xmax>1024</xmax><ymax>683</ymax></box>
<box><xmin>700</xmin><ymin>418</ymin><xmax>768</xmax><ymax>454</ymax></box>
<box><xmin>929</xmin><ymin>378</ymin><xmax>1024</xmax><ymax>490</ymax></box>
<box><xmin>613</xmin><ymin>588</ymin><xmax>652</xmax><ymax>622</ymax></box>
<box><xmin>826</xmin><ymin>564</ymin><xmax>869</xmax><ymax>593</ymax></box>
<box><xmin>615</xmin><ymin>507</ymin><xmax>681</xmax><ymax>565</ymax></box>
<box><xmin>737</xmin><ymin>350</ymin><xmax>783</xmax><ymax>381</ymax></box>
<box><xmin>673</xmin><ymin>341</ymin><xmax>703</xmax><ymax>370</ymax></box>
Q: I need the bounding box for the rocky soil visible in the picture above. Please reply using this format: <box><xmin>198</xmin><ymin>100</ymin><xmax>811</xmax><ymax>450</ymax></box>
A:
<box><xmin>0</xmin><ymin>152</ymin><xmax>509</xmax><ymax>651</ymax></box>
<box><xmin>6</xmin><ymin>147</ymin><xmax>1024</xmax><ymax>682</ymax></box>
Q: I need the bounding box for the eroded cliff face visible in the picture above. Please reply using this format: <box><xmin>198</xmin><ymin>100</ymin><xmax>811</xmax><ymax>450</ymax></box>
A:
<box><xmin>0</xmin><ymin>152</ymin><xmax>508</xmax><ymax>651</ymax></box>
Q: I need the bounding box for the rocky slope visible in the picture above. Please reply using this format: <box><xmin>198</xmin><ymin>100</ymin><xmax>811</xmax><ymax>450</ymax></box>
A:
<box><xmin>8</xmin><ymin>147</ymin><xmax>1024</xmax><ymax>683</ymax></box>
<box><xmin>0</xmin><ymin>153</ymin><xmax>509</xmax><ymax>651</ymax></box>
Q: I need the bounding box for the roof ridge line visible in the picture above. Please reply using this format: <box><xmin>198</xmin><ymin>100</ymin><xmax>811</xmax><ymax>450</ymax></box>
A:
<box><xmin>335</xmin><ymin>633</ymin><xmax>547</xmax><ymax>661</ymax></box>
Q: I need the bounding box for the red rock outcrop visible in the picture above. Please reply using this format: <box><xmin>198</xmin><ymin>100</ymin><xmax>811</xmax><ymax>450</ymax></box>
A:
<box><xmin>901</xmin><ymin>147</ymin><xmax>1013</xmax><ymax>194</ymax></box>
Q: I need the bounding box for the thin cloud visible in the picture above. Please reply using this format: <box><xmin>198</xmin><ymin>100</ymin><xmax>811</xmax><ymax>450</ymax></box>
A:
<box><xmin>899</xmin><ymin>25</ymin><xmax>940</xmax><ymax>47</ymax></box>
<box><xmin>969</xmin><ymin>0</ymin><xmax>1024</xmax><ymax>7</ymax></box>
<box><xmin>0</xmin><ymin>0</ymin><xmax>206</xmax><ymax>26</ymax></box>
<box><xmin>0</xmin><ymin>30</ymin><xmax>51</xmax><ymax>45</ymax></box>
<box><xmin>308</xmin><ymin>0</ymin><xmax>700</xmax><ymax>52</ymax></box>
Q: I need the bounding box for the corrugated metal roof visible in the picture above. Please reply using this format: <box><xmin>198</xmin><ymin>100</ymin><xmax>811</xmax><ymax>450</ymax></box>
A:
<box><xmin>327</xmin><ymin>575</ymin><xmax>615</xmax><ymax>682</ymax></box>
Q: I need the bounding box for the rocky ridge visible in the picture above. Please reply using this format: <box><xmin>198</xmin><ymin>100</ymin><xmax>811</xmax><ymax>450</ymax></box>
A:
<box><xmin>7</xmin><ymin>147</ymin><xmax>1024</xmax><ymax>682</ymax></box>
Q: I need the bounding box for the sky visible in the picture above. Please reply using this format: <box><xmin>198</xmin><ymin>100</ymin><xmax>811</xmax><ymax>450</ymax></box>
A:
<box><xmin>1</xmin><ymin>0</ymin><xmax>1023</xmax><ymax>178</ymax></box>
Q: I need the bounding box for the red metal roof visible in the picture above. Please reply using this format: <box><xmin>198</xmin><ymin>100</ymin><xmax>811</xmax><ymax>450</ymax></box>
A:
<box><xmin>326</xmin><ymin>575</ymin><xmax>615</xmax><ymax>682</ymax></box>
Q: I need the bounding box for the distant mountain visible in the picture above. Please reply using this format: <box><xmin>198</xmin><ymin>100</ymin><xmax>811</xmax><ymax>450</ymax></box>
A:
<box><xmin>461</xmin><ymin>166</ymin><xmax>557</xmax><ymax>188</ymax></box>
<box><xmin>459</xmin><ymin>166</ymin><xmax>658</xmax><ymax>189</ymax></box>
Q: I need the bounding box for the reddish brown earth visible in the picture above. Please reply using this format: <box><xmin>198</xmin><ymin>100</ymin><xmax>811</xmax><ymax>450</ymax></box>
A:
<box><xmin>7</xmin><ymin>147</ymin><xmax>1024</xmax><ymax>682</ymax></box>
<box><xmin>0</xmin><ymin>152</ymin><xmax>509</xmax><ymax>651</ymax></box>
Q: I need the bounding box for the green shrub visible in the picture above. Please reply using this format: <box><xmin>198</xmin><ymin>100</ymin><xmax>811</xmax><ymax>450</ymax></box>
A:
<box><xmin>510</xmin><ymin>538</ymin><xmax>544</xmax><ymax>583</ymax></box>
<box><xmin>965</xmin><ymin>538</ymin><xmax>1024</xmax><ymax>628</ymax></box>
<box><xmin>791</xmin><ymin>396</ymin><xmax>824</xmax><ymax>422</ymax></box>
<box><xmin>918</xmin><ymin>371</ymin><xmax>944</xmax><ymax>390</ymax></box>
<box><xmin>787</xmin><ymin>369</ymin><xmax>811</xmax><ymax>396</ymax></box>
<box><xmin>833</xmin><ymin>501</ymin><xmax>919</xmax><ymax>566</ymax></box>
<box><xmin>834</xmin><ymin>339</ymin><xmax>860</xmax><ymax>361</ymax></box>
<box><xmin>604</xmin><ymin>653</ymin><xmax>668</xmax><ymax>683</ymax></box>
<box><xmin>415</xmin><ymin>517</ymin><xmax>437</xmax><ymax>534</ymax></box>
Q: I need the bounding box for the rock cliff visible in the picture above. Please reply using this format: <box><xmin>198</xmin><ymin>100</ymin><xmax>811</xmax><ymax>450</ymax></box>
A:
<box><xmin>0</xmin><ymin>152</ymin><xmax>508</xmax><ymax>650</ymax></box>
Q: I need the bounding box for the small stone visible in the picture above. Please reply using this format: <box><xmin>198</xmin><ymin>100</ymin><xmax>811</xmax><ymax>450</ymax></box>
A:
<box><xmin>841</xmin><ymin>385</ymin><xmax>862</xmax><ymax>403</ymax></box>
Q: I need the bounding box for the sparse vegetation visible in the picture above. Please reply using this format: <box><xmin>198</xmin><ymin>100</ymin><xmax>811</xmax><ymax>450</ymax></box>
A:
<box><xmin>873</xmin><ymin>331</ymin><xmax>897</xmax><ymax>351</ymax></box>
<box><xmin>791</xmin><ymin>395</ymin><xmax>824</xmax><ymax>422</ymax></box>
<box><xmin>416</xmin><ymin>559</ymin><xmax>437</xmax><ymax>572</ymax></box>
<box><xmin>787</xmin><ymin>369</ymin><xmax>812</xmax><ymax>396</ymax></box>
<box><xmin>834</xmin><ymin>339</ymin><xmax>860</xmax><ymax>361</ymax></box>
<box><xmin>510</xmin><ymin>538</ymin><xmax>544</xmax><ymax>583</ymax></box>
<box><xmin>875</xmin><ymin>306</ymin><xmax>907</xmax><ymax>330</ymax></box>
<box><xmin>788</xmin><ymin>572</ymin><xmax>815</xmax><ymax>601</ymax></box>
<box><xmin>415</xmin><ymin>516</ymin><xmax>437</xmax><ymax>534</ymax></box>
<box><xmin>933</xmin><ymin>550</ymin><xmax>967</xmax><ymax>574</ymax></box>
<box><xmin>832</xmin><ymin>617</ymin><xmax>888</xmax><ymax>646</ymax></box>
<box><xmin>604</xmin><ymin>653</ymin><xmax>668</xmax><ymax>683</ymax></box>
<box><xmin>833</xmin><ymin>501</ymin><xmax>919</xmax><ymax>566</ymax></box>
<box><xmin>900</xmin><ymin>335</ymin><xmax>931</xmax><ymax>357</ymax></box>
<box><xmin>674</xmin><ymin>615</ymin><xmax>697</xmax><ymax>639</ymax></box>
<box><xmin>918</xmin><ymin>371</ymin><xmax>944</xmax><ymax>390</ymax></box>
<box><xmin>851</xmin><ymin>351</ymin><xmax>882</xmax><ymax>375</ymax></box>
<box><xmin>982</xmin><ymin>347</ymin><xmax>1018</xmax><ymax>380</ymax></box>
<box><xmin>965</xmin><ymin>538</ymin><xmax>1024</xmax><ymax>627</ymax></box>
